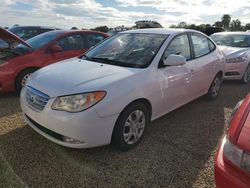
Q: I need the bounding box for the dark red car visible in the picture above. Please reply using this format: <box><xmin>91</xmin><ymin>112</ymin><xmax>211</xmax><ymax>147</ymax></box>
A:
<box><xmin>215</xmin><ymin>93</ymin><xmax>250</xmax><ymax>188</ymax></box>
<box><xmin>0</xmin><ymin>28</ymin><xmax>109</xmax><ymax>93</ymax></box>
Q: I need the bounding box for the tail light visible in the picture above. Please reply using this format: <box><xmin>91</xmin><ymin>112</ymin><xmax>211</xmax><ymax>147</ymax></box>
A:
<box><xmin>223</xmin><ymin>136</ymin><xmax>250</xmax><ymax>174</ymax></box>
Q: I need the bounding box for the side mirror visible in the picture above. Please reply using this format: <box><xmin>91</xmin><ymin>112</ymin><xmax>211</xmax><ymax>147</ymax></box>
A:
<box><xmin>163</xmin><ymin>54</ymin><xmax>186</xmax><ymax>66</ymax></box>
<box><xmin>50</xmin><ymin>45</ymin><xmax>63</xmax><ymax>53</ymax></box>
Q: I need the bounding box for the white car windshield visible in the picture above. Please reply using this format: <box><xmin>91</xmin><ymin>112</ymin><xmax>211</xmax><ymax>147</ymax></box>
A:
<box><xmin>211</xmin><ymin>34</ymin><xmax>250</xmax><ymax>48</ymax></box>
<box><xmin>82</xmin><ymin>33</ymin><xmax>168</xmax><ymax>68</ymax></box>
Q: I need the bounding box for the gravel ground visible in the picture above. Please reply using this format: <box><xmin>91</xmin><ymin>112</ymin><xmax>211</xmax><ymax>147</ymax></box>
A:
<box><xmin>0</xmin><ymin>81</ymin><xmax>249</xmax><ymax>188</ymax></box>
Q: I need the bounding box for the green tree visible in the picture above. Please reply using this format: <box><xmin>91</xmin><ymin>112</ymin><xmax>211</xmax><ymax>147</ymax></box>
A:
<box><xmin>93</xmin><ymin>26</ymin><xmax>109</xmax><ymax>33</ymax></box>
<box><xmin>221</xmin><ymin>14</ymin><xmax>231</xmax><ymax>29</ymax></box>
<box><xmin>177</xmin><ymin>22</ymin><xmax>187</xmax><ymax>28</ymax></box>
<box><xmin>213</xmin><ymin>21</ymin><xmax>223</xmax><ymax>27</ymax></box>
<box><xmin>169</xmin><ymin>24</ymin><xmax>177</xmax><ymax>28</ymax></box>
<box><xmin>230</xmin><ymin>19</ymin><xmax>242</xmax><ymax>31</ymax></box>
<box><xmin>245</xmin><ymin>23</ymin><xmax>250</xmax><ymax>30</ymax></box>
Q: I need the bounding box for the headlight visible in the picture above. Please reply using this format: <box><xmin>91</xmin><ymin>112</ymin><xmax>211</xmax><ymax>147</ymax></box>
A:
<box><xmin>226</xmin><ymin>55</ymin><xmax>247</xmax><ymax>63</ymax></box>
<box><xmin>52</xmin><ymin>91</ymin><xmax>106</xmax><ymax>112</ymax></box>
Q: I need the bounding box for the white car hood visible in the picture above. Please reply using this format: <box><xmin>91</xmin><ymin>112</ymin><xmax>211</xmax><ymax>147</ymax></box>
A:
<box><xmin>218</xmin><ymin>46</ymin><xmax>249</xmax><ymax>58</ymax></box>
<box><xmin>28</xmin><ymin>58</ymin><xmax>141</xmax><ymax>97</ymax></box>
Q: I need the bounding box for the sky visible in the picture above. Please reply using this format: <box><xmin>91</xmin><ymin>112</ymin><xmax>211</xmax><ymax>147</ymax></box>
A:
<box><xmin>1</xmin><ymin>0</ymin><xmax>250</xmax><ymax>29</ymax></box>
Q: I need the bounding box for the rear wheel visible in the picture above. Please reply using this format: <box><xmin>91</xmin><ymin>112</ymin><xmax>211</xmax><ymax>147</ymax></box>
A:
<box><xmin>16</xmin><ymin>68</ymin><xmax>37</xmax><ymax>93</ymax></box>
<box><xmin>205</xmin><ymin>74</ymin><xmax>222</xmax><ymax>100</ymax></box>
<box><xmin>112</xmin><ymin>102</ymin><xmax>150</xmax><ymax>151</ymax></box>
<box><xmin>241</xmin><ymin>64</ymin><xmax>250</xmax><ymax>84</ymax></box>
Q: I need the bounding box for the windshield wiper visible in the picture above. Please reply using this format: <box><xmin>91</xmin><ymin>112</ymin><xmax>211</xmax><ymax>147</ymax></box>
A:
<box><xmin>81</xmin><ymin>55</ymin><xmax>141</xmax><ymax>68</ymax></box>
<box><xmin>80</xmin><ymin>54</ymin><xmax>91</xmax><ymax>60</ymax></box>
<box><xmin>90</xmin><ymin>57</ymin><xmax>120</xmax><ymax>65</ymax></box>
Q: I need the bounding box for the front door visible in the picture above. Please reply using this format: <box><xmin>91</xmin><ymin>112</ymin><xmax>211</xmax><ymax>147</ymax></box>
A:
<box><xmin>158</xmin><ymin>34</ymin><xmax>194</xmax><ymax>114</ymax></box>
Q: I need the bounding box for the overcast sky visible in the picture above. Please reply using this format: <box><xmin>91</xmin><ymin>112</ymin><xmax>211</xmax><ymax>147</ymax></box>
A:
<box><xmin>1</xmin><ymin>0</ymin><xmax>250</xmax><ymax>29</ymax></box>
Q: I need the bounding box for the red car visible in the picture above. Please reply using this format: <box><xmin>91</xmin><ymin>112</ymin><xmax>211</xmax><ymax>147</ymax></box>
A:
<box><xmin>215</xmin><ymin>93</ymin><xmax>250</xmax><ymax>188</ymax></box>
<box><xmin>0</xmin><ymin>28</ymin><xmax>109</xmax><ymax>93</ymax></box>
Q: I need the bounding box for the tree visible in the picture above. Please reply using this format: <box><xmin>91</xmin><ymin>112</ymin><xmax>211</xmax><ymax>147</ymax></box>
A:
<box><xmin>71</xmin><ymin>27</ymin><xmax>78</xmax><ymax>30</ymax></box>
<box><xmin>169</xmin><ymin>24</ymin><xmax>177</xmax><ymax>28</ymax></box>
<box><xmin>213</xmin><ymin>21</ymin><xmax>223</xmax><ymax>27</ymax></box>
<box><xmin>230</xmin><ymin>19</ymin><xmax>242</xmax><ymax>31</ymax></box>
<box><xmin>245</xmin><ymin>23</ymin><xmax>250</xmax><ymax>30</ymax></box>
<box><xmin>221</xmin><ymin>14</ymin><xmax>231</xmax><ymax>29</ymax></box>
<box><xmin>177</xmin><ymin>22</ymin><xmax>187</xmax><ymax>28</ymax></box>
<box><xmin>93</xmin><ymin>26</ymin><xmax>109</xmax><ymax>33</ymax></box>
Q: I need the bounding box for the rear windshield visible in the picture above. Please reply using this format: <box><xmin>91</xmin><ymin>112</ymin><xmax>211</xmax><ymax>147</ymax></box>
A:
<box><xmin>17</xmin><ymin>32</ymin><xmax>61</xmax><ymax>50</ymax></box>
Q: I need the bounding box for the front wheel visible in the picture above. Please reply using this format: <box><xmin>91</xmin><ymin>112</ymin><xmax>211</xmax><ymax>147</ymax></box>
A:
<box><xmin>112</xmin><ymin>102</ymin><xmax>150</xmax><ymax>151</ymax></box>
<box><xmin>205</xmin><ymin>74</ymin><xmax>222</xmax><ymax>100</ymax></box>
<box><xmin>16</xmin><ymin>68</ymin><xmax>37</xmax><ymax>93</ymax></box>
<box><xmin>241</xmin><ymin>64</ymin><xmax>250</xmax><ymax>84</ymax></box>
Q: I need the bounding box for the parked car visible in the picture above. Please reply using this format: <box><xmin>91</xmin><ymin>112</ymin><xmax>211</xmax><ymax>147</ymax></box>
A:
<box><xmin>210</xmin><ymin>32</ymin><xmax>250</xmax><ymax>83</ymax></box>
<box><xmin>0</xmin><ymin>38</ymin><xmax>8</xmax><ymax>49</ymax></box>
<box><xmin>0</xmin><ymin>28</ymin><xmax>109</xmax><ymax>93</ymax></box>
<box><xmin>20</xmin><ymin>28</ymin><xmax>225</xmax><ymax>151</ymax></box>
<box><xmin>215</xmin><ymin>93</ymin><xmax>250</xmax><ymax>188</ymax></box>
<box><xmin>9</xmin><ymin>26</ymin><xmax>61</xmax><ymax>40</ymax></box>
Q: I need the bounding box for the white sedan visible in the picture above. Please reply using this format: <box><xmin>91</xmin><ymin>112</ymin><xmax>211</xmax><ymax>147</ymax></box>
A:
<box><xmin>20</xmin><ymin>29</ymin><xmax>225</xmax><ymax>151</ymax></box>
<box><xmin>211</xmin><ymin>32</ymin><xmax>250</xmax><ymax>83</ymax></box>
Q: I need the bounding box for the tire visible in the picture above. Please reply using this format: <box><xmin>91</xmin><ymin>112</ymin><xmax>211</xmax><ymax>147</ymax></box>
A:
<box><xmin>15</xmin><ymin>68</ymin><xmax>37</xmax><ymax>93</ymax></box>
<box><xmin>111</xmin><ymin>102</ymin><xmax>150</xmax><ymax>151</ymax></box>
<box><xmin>241</xmin><ymin>64</ymin><xmax>250</xmax><ymax>84</ymax></box>
<box><xmin>205</xmin><ymin>74</ymin><xmax>222</xmax><ymax>100</ymax></box>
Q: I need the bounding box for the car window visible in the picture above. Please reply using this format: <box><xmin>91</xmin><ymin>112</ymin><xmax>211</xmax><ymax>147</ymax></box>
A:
<box><xmin>56</xmin><ymin>34</ymin><xmax>84</xmax><ymax>51</ymax></box>
<box><xmin>210</xmin><ymin>34</ymin><xmax>250</xmax><ymax>48</ymax></box>
<box><xmin>9</xmin><ymin>27</ymin><xmax>43</xmax><ymax>40</ymax></box>
<box><xmin>162</xmin><ymin>34</ymin><xmax>191</xmax><ymax>60</ymax></box>
<box><xmin>208</xmin><ymin>40</ymin><xmax>216</xmax><ymax>51</ymax></box>
<box><xmin>83</xmin><ymin>33</ymin><xmax>167</xmax><ymax>68</ymax></box>
<box><xmin>191</xmin><ymin>34</ymin><xmax>210</xmax><ymax>58</ymax></box>
<box><xmin>82</xmin><ymin>33</ymin><xmax>105</xmax><ymax>49</ymax></box>
<box><xmin>0</xmin><ymin>39</ymin><xmax>8</xmax><ymax>49</ymax></box>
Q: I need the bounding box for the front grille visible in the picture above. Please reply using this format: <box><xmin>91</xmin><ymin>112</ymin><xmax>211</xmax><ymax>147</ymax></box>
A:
<box><xmin>26</xmin><ymin>86</ymin><xmax>50</xmax><ymax>111</ymax></box>
<box><xmin>25</xmin><ymin>114</ymin><xmax>64</xmax><ymax>141</ymax></box>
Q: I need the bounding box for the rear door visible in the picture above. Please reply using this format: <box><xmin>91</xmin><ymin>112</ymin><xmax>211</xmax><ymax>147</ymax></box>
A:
<box><xmin>189</xmin><ymin>33</ymin><xmax>219</xmax><ymax>96</ymax></box>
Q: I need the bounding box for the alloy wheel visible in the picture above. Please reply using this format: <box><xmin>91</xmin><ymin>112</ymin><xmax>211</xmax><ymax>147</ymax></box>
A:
<box><xmin>211</xmin><ymin>77</ymin><xmax>221</xmax><ymax>97</ymax></box>
<box><xmin>123</xmin><ymin>110</ymin><xmax>146</xmax><ymax>145</ymax></box>
<box><xmin>21</xmin><ymin>73</ymin><xmax>32</xmax><ymax>87</ymax></box>
<box><xmin>243</xmin><ymin>65</ymin><xmax>250</xmax><ymax>83</ymax></box>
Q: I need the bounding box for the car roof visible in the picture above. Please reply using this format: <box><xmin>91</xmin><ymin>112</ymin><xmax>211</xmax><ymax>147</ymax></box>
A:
<box><xmin>121</xmin><ymin>28</ymin><xmax>202</xmax><ymax>35</ymax></box>
<box><xmin>212</xmin><ymin>31</ymin><xmax>250</xmax><ymax>36</ymax></box>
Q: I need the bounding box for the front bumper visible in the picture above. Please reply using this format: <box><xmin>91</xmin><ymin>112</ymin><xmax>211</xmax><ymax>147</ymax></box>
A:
<box><xmin>20</xmin><ymin>88</ymin><xmax>119</xmax><ymax>148</ymax></box>
<box><xmin>224</xmin><ymin>62</ymin><xmax>249</xmax><ymax>80</ymax></box>
<box><xmin>214</xmin><ymin>137</ymin><xmax>250</xmax><ymax>188</ymax></box>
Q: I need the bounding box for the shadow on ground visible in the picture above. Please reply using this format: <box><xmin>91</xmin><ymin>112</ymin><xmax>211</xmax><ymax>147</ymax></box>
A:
<box><xmin>0</xmin><ymin>82</ymin><xmax>249</xmax><ymax>187</ymax></box>
<box><xmin>0</xmin><ymin>93</ymin><xmax>20</xmax><ymax>118</ymax></box>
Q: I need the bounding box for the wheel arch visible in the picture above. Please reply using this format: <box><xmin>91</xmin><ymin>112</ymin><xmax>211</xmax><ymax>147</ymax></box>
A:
<box><xmin>111</xmin><ymin>98</ymin><xmax>152</xmax><ymax>140</ymax></box>
<box><xmin>15</xmin><ymin>67</ymin><xmax>40</xmax><ymax>90</ymax></box>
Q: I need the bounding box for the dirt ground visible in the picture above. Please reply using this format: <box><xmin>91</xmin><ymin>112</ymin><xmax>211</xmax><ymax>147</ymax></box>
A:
<box><xmin>0</xmin><ymin>81</ymin><xmax>249</xmax><ymax>188</ymax></box>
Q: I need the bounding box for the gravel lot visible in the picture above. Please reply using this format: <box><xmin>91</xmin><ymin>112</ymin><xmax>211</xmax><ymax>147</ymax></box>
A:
<box><xmin>0</xmin><ymin>81</ymin><xmax>249</xmax><ymax>188</ymax></box>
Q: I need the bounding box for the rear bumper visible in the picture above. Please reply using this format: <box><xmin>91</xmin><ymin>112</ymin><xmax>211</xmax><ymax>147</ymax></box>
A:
<box><xmin>224</xmin><ymin>62</ymin><xmax>248</xmax><ymax>80</ymax></box>
<box><xmin>214</xmin><ymin>137</ymin><xmax>250</xmax><ymax>188</ymax></box>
